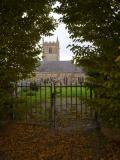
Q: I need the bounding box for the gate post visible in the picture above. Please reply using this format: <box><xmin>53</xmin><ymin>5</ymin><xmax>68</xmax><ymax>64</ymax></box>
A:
<box><xmin>52</xmin><ymin>92</ymin><xmax>56</xmax><ymax>128</ymax></box>
<box><xmin>50</xmin><ymin>83</ymin><xmax>56</xmax><ymax>128</ymax></box>
<box><xmin>89</xmin><ymin>84</ymin><xmax>93</xmax><ymax>118</ymax></box>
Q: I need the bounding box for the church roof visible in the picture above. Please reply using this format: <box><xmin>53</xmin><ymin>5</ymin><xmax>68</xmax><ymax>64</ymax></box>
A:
<box><xmin>36</xmin><ymin>61</ymin><xmax>84</xmax><ymax>73</ymax></box>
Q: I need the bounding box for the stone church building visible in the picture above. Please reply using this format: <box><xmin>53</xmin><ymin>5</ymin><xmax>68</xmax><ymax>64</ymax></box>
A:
<box><xmin>34</xmin><ymin>38</ymin><xmax>85</xmax><ymax>84</ymax></box>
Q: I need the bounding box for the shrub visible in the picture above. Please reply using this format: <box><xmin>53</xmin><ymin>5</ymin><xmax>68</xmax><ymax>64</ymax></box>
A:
<box><xmin>27</xmin><ymin>91</ymin><xmax>36</xmax><ymax>96</ymax></box>
<box><xmin>30</xmin><ymin>82</ymin><xmax>38</xmax><ymax>91</ymax></box>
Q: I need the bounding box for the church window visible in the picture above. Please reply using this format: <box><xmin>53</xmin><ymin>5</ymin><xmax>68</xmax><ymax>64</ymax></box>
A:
<box><xmin>49</xmin><ymin>47</ymin><xmax>52</xmax><ymax>54</ymax></box>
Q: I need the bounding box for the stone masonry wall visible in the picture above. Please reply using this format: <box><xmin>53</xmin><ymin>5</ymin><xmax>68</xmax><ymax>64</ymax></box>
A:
<box><xmin>31</xmin><ymin>72</ymin><xmax>86</xmax><ymax>84</ymax></box>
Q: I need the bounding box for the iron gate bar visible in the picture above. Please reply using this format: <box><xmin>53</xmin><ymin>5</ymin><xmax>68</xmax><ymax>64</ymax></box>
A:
<box><xmin>71</xmin><ymin>82</ymin><xmax>72</xmax><ymax>107</ymax></box>
<box><xmin>25</xmin><ymin>81</ymin><xmax>28</xmax><ymax>122</ymax></box>
<box><xmin>45</xmin><ymin>82</ymin><xmax>47</xmax><ymax>120</ymax></box>
<box><xmin>66</xmin><ymin>83</ymin><xmax>68</xmax><ymax>110</ymax></box>
<box><xmin>49</xmin><ymin>83</ymin><xmax>53</xmax><ymax>126</ymax></box>
<box><xmin>39</xmin><ymin>83</ymin><xmax>42</xmax><ymax>115</ymax></box>
<box><xmin>34</xmin><ymin>82</ymin><xmax>38</xmax><ymax>112</ymax></box>
<box><xmin>53</xmin><ymin>83</ymin><xmax>56</xmax><ymax>128</ymax></box>
<box><xmin>75</xmin><ymin>82</ymin><xmax>78</xmax><ymax>119</ymax></box>
<box><xmin>85</xmin><ymin>84</ymin><xmax>87</xmax><ymax>115</ymax></box>
<box><xmin>90</xmin><ymin>85</ymin><xmax>93</xmax><ymax>117</ymax></box>
<box><xmin>15</xmin><ymin>80</ymin><xmax>95</xmax><ymax>127</ymax></box>
<box><xmin>80</xmin><ymin>82</ymin><xmax>83</xmax><ymax>119</ymax></box>
<box><xmin>60</xmin><ymin>82</ymin><xmax>62</xmax><ymax>109</ymax></box>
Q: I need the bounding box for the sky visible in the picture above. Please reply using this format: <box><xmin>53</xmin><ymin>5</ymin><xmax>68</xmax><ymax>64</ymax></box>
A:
<box><xmin>43</xmin><ymin>12</ymin><xmax>91</xmax><ymax>61</ymax></box>
<box><xmin>43</xmin><ymin>2</ymin><xmax>91</xmax><ymax>61</ymax></box>
<box><xmin>44</xmin><ymin>11</ymin><xmax>74</xmax><ymax>61</ymax></box>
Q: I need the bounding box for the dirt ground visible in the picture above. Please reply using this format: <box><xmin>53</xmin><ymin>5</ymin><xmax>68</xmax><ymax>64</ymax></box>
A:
<box><xmin>0</xmin><ymin>122</ymin><xmax>120</xmax><ymax>160</ymax></box>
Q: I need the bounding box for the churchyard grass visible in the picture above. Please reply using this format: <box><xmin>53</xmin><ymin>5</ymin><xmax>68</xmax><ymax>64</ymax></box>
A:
<box><xmin>18</xmin><ymin>86</ymin><xmax>90</xmax><ymax>104</ymax></box>
<box><xmin>14</xmin><ymin>85</ymin><xmax>92</xmax><ymax>121</ymax></box>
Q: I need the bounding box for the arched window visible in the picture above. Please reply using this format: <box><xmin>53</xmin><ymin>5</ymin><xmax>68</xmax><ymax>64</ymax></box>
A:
<box><xmin>49</xmin><ymin>47</ymin><xmax>52</xmax><ymax>54</ymax></box>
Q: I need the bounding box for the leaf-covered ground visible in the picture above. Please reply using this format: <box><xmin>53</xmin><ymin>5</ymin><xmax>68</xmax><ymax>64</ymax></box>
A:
<box><xmin>0</xmin><ymin>123</ymin><xmax>120</xmax><ymax>160</ymax></box>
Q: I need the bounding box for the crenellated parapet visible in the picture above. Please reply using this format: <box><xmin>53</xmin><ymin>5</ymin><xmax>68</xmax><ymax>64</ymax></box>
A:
<box><xmin>43</xmin><ymin>37</ymin><xmax>59</xmax><ymax>61</ymax></box>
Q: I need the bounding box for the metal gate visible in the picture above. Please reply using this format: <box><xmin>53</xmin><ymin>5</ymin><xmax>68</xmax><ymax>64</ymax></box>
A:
<box><xmin>15</xmin><ymin>81</ymin><xmax>94</xmax><ymax>128</ymax></box>
<box><xmin>50</xmin><ymin>83</ymin><xmax>93</xmax><ymax>128</ymax></box>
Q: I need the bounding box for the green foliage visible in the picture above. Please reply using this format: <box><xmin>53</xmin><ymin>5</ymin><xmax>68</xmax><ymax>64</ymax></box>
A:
<box><xmin>0</xmin><ymin>0</ymin><xmax>55</xmax><ymax>118</ymax></box>
<box><xmin>26</xmin><ymin>91</ymin><xmax>37</xmax><ymax>96</ymax></box>
<box><xmin>56</xmin><ymin>0</ymin><xmax>120</xmax><ymax>128</ymax></box>
<box><xmin>30</xmin><ymin>82</ymin><xmax>38</xmax><ymax>91</ymax></box>
<box><xmin>11</xmin><ymin>97</ymin><xmax>32</xmax><ymax>121</ymax></box>
<box><xmin>19</xmin><ymin>86</ymin><xmax>90</xmax><ymax>103</ymax></box>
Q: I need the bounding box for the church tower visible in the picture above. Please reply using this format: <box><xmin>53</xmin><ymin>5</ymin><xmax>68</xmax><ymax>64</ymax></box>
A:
<box><xmin>43</xmin><ymin>37</ymin><xmax>59</xmax><ymax>61</ymax></box>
